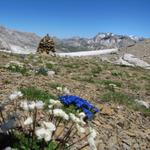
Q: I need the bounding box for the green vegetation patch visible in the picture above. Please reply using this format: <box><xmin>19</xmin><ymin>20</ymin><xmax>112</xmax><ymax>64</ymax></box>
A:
<box><xmin>95</xmin><ymin>79</ymin><xmax>122</xmax><ymax>87</ymax></box>
<box><xmin>91</xmin><ymin>65</ymin><xmax>102</xmax><ymax>74</ymax></box>
<box><xmin>63</xmin><ymin>63</ymin><xmax>80</xmax><ymax>69</ymax></box>
<box><xmin>102</xmin><ymin>91</ymin><xmax>150</xmax><ymax>116</ymax></box>
<box><xmin>72</xmin><ymin>76</ymin><xmax>94</xmax><ymax>83</ymax></box>
<box><xmin>36</xmin><ymin>67</ymin><xmax>48</xmax><ymax>76</ymax></box>
<box><xmin>20</xmin><ymin>86</ymin><xmax>57</xmax><ymax>104</ymax></box>
<box><xmin>12</xmin><ymin>131</ymin><xmax>57</xmax><ymax>150</ymax></box>
<box><xmin>48</xmin><ymin>82</ymin><xmax>64</xmax><ymax>89</ymax></box>
<box><xmin>6</xmin><ymin>64</ymin><xmax>28</xmax><ymax>75</ymax></box>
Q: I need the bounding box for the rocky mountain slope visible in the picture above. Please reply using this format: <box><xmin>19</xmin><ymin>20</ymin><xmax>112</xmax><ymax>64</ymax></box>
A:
<box><xmin>0</xmin><ymin>52</ymin><xmax>149</xmax><ymax>149</ymax></box>
<box><xmin>0</xmin><ymin>26</ymin><xmax>41</xmax><ymax>54</ymax></box>
<box><xmin>1</xmin><ymin>25</ymin><xmax>150</xmax><ymax>70</ymax></box>
<box><xmin>0</xmin><ymin>26</ymin><xmax>144</xmax><ymax>53</ymax></box>
<box><xmin>58</xmin><ymin>33</ymin><xmax>144</xmax><ymax>52</ymax></box>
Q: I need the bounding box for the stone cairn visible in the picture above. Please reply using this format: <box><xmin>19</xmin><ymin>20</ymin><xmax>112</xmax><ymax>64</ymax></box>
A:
<box><xmin>37</xmin><ymin>34</ymin><xmax>55</xmax><ymax>54</ymax></box>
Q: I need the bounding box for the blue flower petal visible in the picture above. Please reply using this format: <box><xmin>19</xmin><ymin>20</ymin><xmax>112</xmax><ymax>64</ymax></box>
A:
<box><xmin>59</xmin><ymin>95</ymin><xmax>100</xmax><ymax>120</ymax></box>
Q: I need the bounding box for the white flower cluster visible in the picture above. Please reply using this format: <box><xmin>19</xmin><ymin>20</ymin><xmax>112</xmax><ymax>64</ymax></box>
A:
<box><xmin>24</xmin><ymin>117</ymin><xmax>33</xmax><ymax>125</ymax></box>
<box><xmin>20</xmin><ymin>100</ymin><xmax>45</xmax><ymax>111</ymax></box>
<box><xmin>49</xmin><ymin>99</ymin><xmax>63</xmax><ymax>108</ymax></box>
<box><xmin>76</xmin><ymin>123</ymin><xmax>85</xmax><ymax>133</ymax></box>
<box><xmin>49</xmin><ymin>109</ymin><xmax>69</xmax><ymax>120</ymax></box>
<box><xmin>56</xmin><ymin>86</ymin><xmax>70</xmax><ymax>94</ymax></box>
<box><xmin>4</xmin><ymin>90</ymin><xmax>98</xmax><ymax>149</ymax></box>
<box><xmin>88</xmin><ymin>127</ymin><xmax>97</xmax><ymax>150</ymax></box>
<box><xmin>9</xmin><ymin>91</ymin><xmax>23</xmax><ymax>101</ymax></box>
<box><xmin>5</xmin><ymin>61</ymin><xmax>24</xmax><ymax>68</ymax></box>
<box><xmin>35</xmin><ymin>121</ymin><xmax>56</xmax><ymax>142</ymax></box>
<box><xmin>69</xmin><ymin>112</ymin><xmax>86</xmax><ymax>134</ymax></box>
<box><xmin>69</xmin><ymin>113</ymin><xmax>86</xmax><ymax>125</ymax></box>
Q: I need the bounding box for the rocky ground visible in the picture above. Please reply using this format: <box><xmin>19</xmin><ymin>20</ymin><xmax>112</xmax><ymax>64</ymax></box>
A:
<box><xmin>0</xmin><ymin>52</ymin><xmax>150</xmax><ymax>150</ymax></box>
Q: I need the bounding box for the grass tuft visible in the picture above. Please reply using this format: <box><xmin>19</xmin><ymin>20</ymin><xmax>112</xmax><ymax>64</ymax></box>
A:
<box><xmin>20</xmin><ymin>86</ymin><xmax>57</xmax><ymax>104</ymax></box>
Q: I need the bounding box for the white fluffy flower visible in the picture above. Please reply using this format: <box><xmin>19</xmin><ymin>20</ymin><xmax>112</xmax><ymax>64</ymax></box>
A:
<box><xmin>88</xmin><ymin>136</ymin><xmax>97</xmax><ymax>150</ymax></box>
<box><xmin>69</xmin><ymin>113</ymin><xmax>83</xmax><ymax>124</ymax></box>
<box><xmin>17</xmin><ymin>91</ymin><xmax>23</xmax><ymax>97</ymax></box>
<box><xmin>56</xmin><ymin>87</ymin><xmax>63</xmax><ymax>92</ymax></box>
<box><xmin>42</xmin><ymin>121</ymin><xmax>56</xmax><ymax>131</ymax></box>
<box><xmin>28</xmin><ymin>101</ymin><xmax>36</xmax><ymax>110</ymax></box>
<box><xmin>5</xmin><ymin>63</ymin><xmax>10</xmax><ymax>68</ymax></box>
<box><xmin>89</xmin><ymin>127</ymin><xmax>97</xmax><ymax>138</ymax></box>
<box><xmin>135</xmin><ymin>99</ymin><xmax>149</xmax><ymax>109</ymax></box>
<box><xmin>35</xmin><ymin>128</ymin><xmax>52</xmax><ymax>142</ymax></box>
<box><xmin>35</xmin><ymin>128</ymin><xmax>45</xmax><ymax>140</ymax></box>
<box><xmin>76</xmin><ymin>124</ymin><xmax>85</xmax><ymax>133</ymax></box>
<box><xmin>49</xmin><ymin>99</ymin><xmax>62</xmax><ymax>107</ymax></box>
<box><xmin>35</xmin><ymin>101</ymin><xmax>45</xmax><ymax>109</ymax></box>
<box><xmin>78</xmin><ymin>112</ymin><xmax>86</xmax><ymax>118</ymax></box>
<box><xmin>9</xmin><ymin>91</ymin><xmax>23</xmax><ymax>101</ymax></box>
<box><xmin>48</xmin><ymin>109</ymin><xmax>53</xmax><ymax>115</ymax></box>
<box><xmin>35</xmin><ymin>121</ymin><xmax>55</xmax><ymax>142</ymax></box>
<box><xmin>20</xmin><ymin>101</ymin><xmax>29</xmax><ymax>111</ymax></box>
<box><xmin>78</xmin><ymin>112</ymin><xmax>86</xmax><ymax>125</ymax></box>
<box><xmin>63</xmin><ymin>87</ymin><xmax>70</xmax><ymax>94</ymax></box>
<box><xmin>24</xmin><ymin>117</ymin><xmax>33</xmax><ymax>125</ymax></box>
<box><xmin>3</xmin><ymin>147</ymin><xmax>12</xmax><ymax>150</ymax></box>
<box><xmin>44</xmin><ymin>130</ymin><xmax>52</xmax><ymax>142</ymax></box>
<box><xmin>48</xmin><ymin>105</ymin><xmax>53</xmax><ymax>109</ymax></box>
<box><xmin>9</xmin><ymin>61</ymin><xmax>24</xmax><ymax>68</ymax></box>
<box><xmin>88</xmin><ymin>127</ymin><xmax>97</xmax><ymax>150</ymax></box>
<box><xmin>53</xmin><ymin>109</ymin><xmax>69</xmax><ymax>120</ymax></box>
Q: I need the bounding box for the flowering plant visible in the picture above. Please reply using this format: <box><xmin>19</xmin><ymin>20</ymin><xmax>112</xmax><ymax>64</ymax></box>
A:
<box><xmin>5</xmin><ymin>61</ymin><xmax>28</xmax><ymax>75</ymax></box>
<box><xmin>0</xmin><ymin>90</ymin><xmax>98</xmax><ymax>150</ymax></box>
<box><xmin>59</xmin><ymin>95</ymin><xmax>99</xmax><ymax>120</ymax></box>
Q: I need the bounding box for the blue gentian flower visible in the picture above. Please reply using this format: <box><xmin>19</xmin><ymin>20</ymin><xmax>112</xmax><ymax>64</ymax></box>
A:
<box><xmin>59</xmin><ymin>95</ymin><xmax>100</xmax><ymax>120</ymax></box>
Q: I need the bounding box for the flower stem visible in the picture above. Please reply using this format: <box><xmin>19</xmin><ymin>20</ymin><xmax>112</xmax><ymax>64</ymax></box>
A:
<box><xmin>77</xmin><ymin>143</ymin><xmax>89</xmax><ymax>150</ymax></box>
<box><xmin>0</xmin><ymin>109</ymin><xmax>5</xmax><ymax>123</ymax></box>
<box><xmin>31</xmin><ymin>108</ymin><xmax>37</xmax><ymax>149</ymax></box>
<box><xmin>60</xmin><ymin>123</ymin><xmax>74</xmax><ymax>149</ymax></box>
<box><xmin>66</xmin><ymin>133</ymin><xmax>90</xmax><ymax>149</ymax></box>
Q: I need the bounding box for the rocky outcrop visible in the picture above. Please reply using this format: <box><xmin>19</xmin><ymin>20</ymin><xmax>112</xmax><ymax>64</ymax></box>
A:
<box><xmin>115</xmin><ymin>53</ymin><xmax>150</xmax><ymax>69</ymax></box>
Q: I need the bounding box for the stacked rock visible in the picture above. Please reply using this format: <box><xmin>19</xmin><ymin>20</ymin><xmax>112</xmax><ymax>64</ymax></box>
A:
<box><xmin>37</xmin><ymin>34</ymin><xmax>55</xmax><ymax>54</ymax></box>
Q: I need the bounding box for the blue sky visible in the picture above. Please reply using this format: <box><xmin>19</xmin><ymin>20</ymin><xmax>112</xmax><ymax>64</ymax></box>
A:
<box><xmin>0</xmin><ymin>0</ymin><xmax>150</xmax><ymax>38</ymax></box>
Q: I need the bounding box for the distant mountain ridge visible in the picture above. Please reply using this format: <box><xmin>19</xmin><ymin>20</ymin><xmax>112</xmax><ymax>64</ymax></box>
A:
<box><xmin>0</xmin><ymin>26</ymin><xmax>144</xmax><ymax>54</ymax></box>
<box><xmin>0</xmin><ymin>26</ymin><xmax>41</xmax><ymax>54</ymax></box>
<box><xmin>58</xmin><ymin>33</ymin><xmax>144</xmax><ymax>52</ymax></box>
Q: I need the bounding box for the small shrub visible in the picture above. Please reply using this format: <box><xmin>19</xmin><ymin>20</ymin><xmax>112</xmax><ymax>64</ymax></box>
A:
<box><xmin>36</xmin><ymin>67</ymin><xmax>48</xmax><ymax>76</ymax></box>
<box><xmin>5</xmin><ymin>62</ymin><xmax>28</xmax><ymax>75</ymax></box>
<box><xmin>111</xmin><ymin>70</ymin><xmax>123</xmax><ymax>77</ymax></box>
<box><xmin>3</xmin><ymin>80</ymin><xmax>11</xmax><ymax>84</ymax></box>
<box><xmin>91</xmin><ymin>65</ymin><xmax>102</xmax><ymax>75</ymax></box>
<box><xmin>46</xmin><ymin>63</ymin><xmax>54</xmax><ymax>70</ymax></box>
<box><xmin>46</xmin><ymin>63</ymin><xmax>60</xmax><ymax>73</ymax></box>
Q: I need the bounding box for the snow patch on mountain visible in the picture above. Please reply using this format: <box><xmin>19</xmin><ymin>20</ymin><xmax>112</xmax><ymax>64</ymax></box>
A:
<box><xmin>57</xmin><ymin>48</ymin><xmax>118</xmax><ymax>57</ymax></box>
